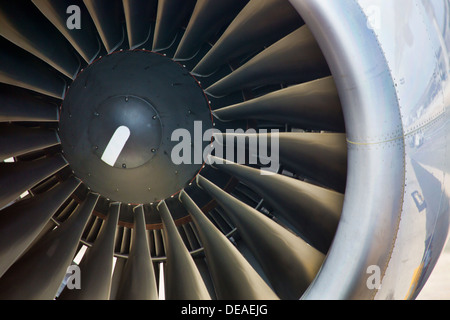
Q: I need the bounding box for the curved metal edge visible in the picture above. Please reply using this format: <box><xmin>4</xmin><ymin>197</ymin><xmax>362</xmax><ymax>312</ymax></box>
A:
<box><xmin>290</xmin><ymin>0</ymin><xmax>450</xmax><ymax>300</ymax></box>
<box><xmin>290</xmin><ymin>0</ymin><xmax>405</xmax><ymax>300</ymax></box>
<box><xmin>357</xmin><ymin>0</ymin><xmax>450</xmax><ymax>300</ymax></box>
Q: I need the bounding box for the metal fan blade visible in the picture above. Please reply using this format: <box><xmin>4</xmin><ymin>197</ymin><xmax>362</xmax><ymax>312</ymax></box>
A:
<box><xmin>208</xmin><ymin>156</ymin><xmax>343</xmax><ymax>253</ymax></box>
<box><xmin>0</xmin><ymin>86</ymin><xmax>59</xmax><ymax>123</ymax></box>
<box><xmin>0</xmin><ymin>176</ymin><xmax>81</xmax><ymax>278</ymax></box>
<box><xmin>0</xmin><ymin>2</ymin><xmax>81</xmax><ymax>79</ymax></box>
<box><xmin>0</xmin><ymin>37</ymin><xmax>66</xmax><ymax>99</ymax></box>
<box><xmin>59</xmin><ymin>202</ymin><xmax>120</xmax><ymax>300</ymax></box>
<box><xmin>0</xmin><ymin>125</ymin><xmax>60</xmax><ymax>161</ymax></box>
<box><xmin>192</xmin><ymin>0</ymin><xmax>303</xmax><ymax>76</ymax></box>
<box><xmin>173</xmin><ymin>0</ymin><xmax>247</xmax><ymax>60</ymax></box>
<box><xmin>158</xmin><ymin>201</ymin><xmax>211</xmax><ymax>300</ymax></box>
<box><xmin>152</xmin><ymin>0</ymin><xmax>196</xmax><ymax>51</ymax></box>
<box><xmin>213</xmin><ymin>76</ymin><xmax>345</xmax><ymax>132</ymax></box>
<box><xmin>216</xmin><ymin>131</ymin><xmax>347</xmax><ymax>193</ymax></box>
<box><xmin>206</xmin><ymin>26</ymin><xmax>328</xmax><ymax>97</ymax></box>
<box><xmin>196</xmin><ymin>175</ymin><xmax>324</xmax><ymax>299</ymax></box>
<box><xmin>123</xmin><ymin>0</ymin><xmax>156</xmax><ymax>49</ymax></box>
<box><xmin>0</xmin><ymin>192</ymin><xmax>99</xmax><ymax>300</ymax></box>
<box><xmin>83</xmin><ymin>0</ymin><xmax>124</xmax><ymax>53</ymax></box>
<box><xmin>115</xmin><ymin>205</ymin><xmax>158</xmax><ymax>300</ymax></box>
<box><xmin>0</xmin><ymin>156</ymin><xmax>68</xmax><ymax>210</ymax></box>
<box><xmin>179</xmin><ymin>190</ymin><xmax>279</xmax><ymax>300</ymax></box>
<box><xmin>32</xmin><ymin>0</ymin><xmax>101</xmax><ymax>63</ymax></box>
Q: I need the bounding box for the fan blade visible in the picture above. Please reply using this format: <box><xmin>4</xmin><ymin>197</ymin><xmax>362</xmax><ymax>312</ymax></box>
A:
<box><xmin>196</xmin><ymin>175</ymin><xmax>324</xmax><ymax>299</ymax></box>
<box><xmin>213</xmin><ymin>76</ymin><xmax>345</xmax><ymax>132</ymax></box>
<box><xmin>0</xmin><ymin>156</ymin><xmax>68</xmax><ymax>209</ymax></box>
<box><xmin>83</xmin><ymin>0</ymin><xmax>124</xmax><ymax>53</ymax></box>
<box><xmin>192</xmin><ymin>0</ymin><xmax>303</xmax><ymax>76</ymax></box>
<box><xmin>0</xmin><ymin>193</ymin><xmax>100</xmax><ymax>300</ymax></box>
<box><xmin>110</xmin><ymin>257</ymin><xmax>126</xmax><ymax>299</ymax></box>
<box><xmin>208</xmin><ymin>156</ymin><xmax>343</xmax><ymax>253</ymax></box>
<box><xmin>206</xmin><ymin>26</ymin><xmax>328</xmax><ymax>97</ymax></box>
<box><xmin>0</xmin><ymin>85</ymin><xmax>58</xmax><ymax>123</ymax></box>
<box><xmin>173</xmin><ymin>0</ymin><xmax>247</xmax><ymax>60</ymax></box>
<box><xmin>0</xmin><ymin>37</ymin><xmax>67</xmax><ymax>99</ymax></box>
<box><xmin>0</xmin><ymin>176</ymin><xmax>81</xmax><ymax>278</ymax></box>
<box><xmin>115</xmin><ymin>205</ymin><xmax>158</xmax><ymax>300</ymax></box>
<box><xmin>59</xmin><ymin>202</ymin><xmax>120</xmax><ymax>300</ymax></box>
<box><xmin>0</xmin><ymin>2</ymin><xmax>81</xmax><ymax>79</ymax></box>
<box><xmin>179</xmin><ymin>190</ymin><xmax>279</xmax><ymax>300</ymax></box>
<box><xmin>32</xmin><ymin>0</ymin><xmax>101</xmax><ymax>63</ymax></box>
<box><xmin>123</xmin><ymin>0</ymin><xmax>156</xmax><ymax>49</ymax></box>
<box><xmin>217</xmin><ymin>131</ymin><xmax>347</xmax><ymax>193</ymax></box>
<box><xmin>152</xmin><ymin>0</ymin><xmax>196</xmax><ymax>51</ymax></box>
<box><xmin>158</xmin><ymin>201</ymin><xmax>211</xmax><ymax>300</ymax></box>
<box><xmin>0</xmin><ymin>125</ymin><xmax>60</xmax><ymax>161</ymax></box>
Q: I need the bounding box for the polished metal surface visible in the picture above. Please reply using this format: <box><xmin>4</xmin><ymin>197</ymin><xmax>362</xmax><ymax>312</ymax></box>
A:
<box><xmin>158</xmin><ymin>200</ymin><xmax>211</xmax><ymax>300</ymax></box>
<box><xmin>0</xmin><ymin>0</ymin><xmax>449</xmax><ymax>301</ymax></box>
<box><xmin>0</xmin><ymin>192</ymin><xmax>99</xmax><ymax>299</ymax></box>
<box><xmin>290</xmin><ymin>0</ymin><xmax>450</xmax><ymax>299</ymax></box>
<box><xmin>196</xmin><ymin>174</ymin><xmax>325</xmax><ymax>299</ymax></box>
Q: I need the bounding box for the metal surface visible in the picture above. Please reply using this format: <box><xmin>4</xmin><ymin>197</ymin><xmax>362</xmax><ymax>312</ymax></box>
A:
<box><xmin>0</xmin><ymin>192</ymin><xmax>99</xmax><ymax>299</ymax></box>
<box><xmin>206</xmin><ymin>26</ymin><xmax>329</xmax><ymax>98</ymax></box>
<box><xmin>123</xmin><ymin>0</ymin><xmax>156</xmax><ymax>50</ymax></box>
<box><xmin>289</xmin><ymin>0</ymin><xmax>450</xmax><ymax>299</ymax></box>
<box><xmin>197</xmin><ymin>175</ymin><xmax>324</xmax><ymax>300</ymax></box>
<box><xmin>213</xmin><ymin>76</ymin><xmax>345</xmax><ymax>132</ymax></box>
<box><xmin>0</xmin><ymin>0</ymin><xmax>449</xmax><ymax>301</ymax></box>
<box><xmin>0</xmin><ymin>37</ymin><xmax>66</xmax><ymax>99</ymax></box>
<box><xmin>115</xmin><ymin>205</ymin><xmax>158</xmax><ymax>300</ymax></box>
<box><xmin>0</xmin><ymin>85</ymin><xmax>59</xmax><ymax>122</ymax></box>
<box><xmin>0</xmin><ymin>177</ymin><xmax>81</xmax><ymax>278</ymax></box>
<box><xmin>173</xmin><ymin>0</ymin><xmax>247</xmax><ymax>60</ymax></box>
<box><xmin>208</xmin><ymin>156</ymin><xmax>343</xmax><ymax>253</ymax></box>
<box><xmin>59</xmin><ymin>202</ymin><xmax>120</xmax><ymax>300</ymax></box>
<box><xmin>0</xmin><ymin>125</ymin><xmax>60</xmax><ymax>161</ymax></box>
<box><xmin>0</xmin><ymin>1</ymin><xmax>81</xmax><ymax>79</ymax></box>
<box><xmin>83</xmin><ymin>0</ymin><xmax>124</xmax><ymax>54</ymax></box>
<box><xmin>59</xmin><ymin>49</ymin><xmax>212</xmax><ymax>203</ymax></box>
<box><xmin>192</xmin><ymin>0</ymin><xmax>304</xmax><ymax>76</ymax></box>
<box><xmin>179</xmin><ymin>190</ymin><xmax>279</xmax><ymax>300</ymax></box>
<box><xmin>0</xmin><ymin>156</ymin><xmax>68</xmax><ymax>209</ymax></box>
<box><xmin>152</xmin><ymin>0</ymin><xmax>196</xmax><ymax>51</ymax></box>
<box><xmin>158</xmin><ymin>200</ymin><xmax>211</xmax><ymax>300</ymax></box>
<box><xmin>217</xmin><ymin>132</ymin><xmax>347</xmax><ymax>193</ymax></box>
<box><xmin>32</xmin><ymin>0</ymin><xmax>101</xmax><ymax>63</ymax></box>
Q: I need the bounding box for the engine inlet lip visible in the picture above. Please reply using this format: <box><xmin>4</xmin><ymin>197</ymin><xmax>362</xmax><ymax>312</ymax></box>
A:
<box><xmin>290</xmin><ymin>0</ymin><xmax>405</xmax><ymax>300</ymax></box>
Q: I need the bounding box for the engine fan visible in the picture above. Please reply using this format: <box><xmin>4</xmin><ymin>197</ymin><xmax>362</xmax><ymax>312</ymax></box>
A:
<box><xmin>0</xmin><ymin>0</ymin><xmax>448</xmax><ymax>301</ymax></box>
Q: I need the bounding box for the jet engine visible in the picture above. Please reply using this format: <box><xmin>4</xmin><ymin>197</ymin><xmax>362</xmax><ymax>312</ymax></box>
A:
<box><xmin>0</xmin><ymin>0</ymin><xmax>448</xmax><ymax>300</ymax></box>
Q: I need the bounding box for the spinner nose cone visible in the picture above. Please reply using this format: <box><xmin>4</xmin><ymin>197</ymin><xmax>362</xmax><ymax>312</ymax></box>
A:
<box><xmin>59</xmin><ymin>50</ymin><xmax>212</xmax><ymax>203</ymax></box>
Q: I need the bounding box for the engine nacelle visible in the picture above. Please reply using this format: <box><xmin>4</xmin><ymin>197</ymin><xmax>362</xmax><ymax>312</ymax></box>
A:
<box><xmin>290</xmin><ymin>0</ymin><xmax>450</xmax><ymax>299</ymax></box>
